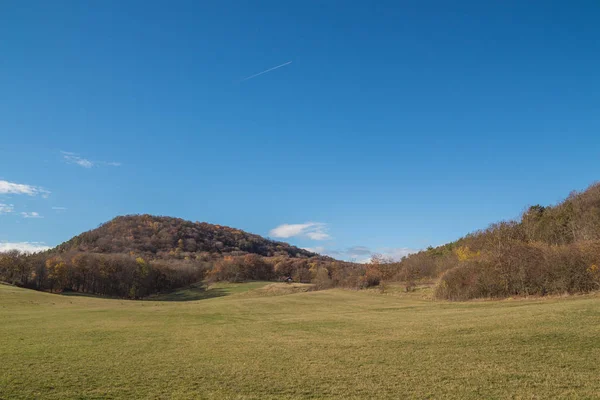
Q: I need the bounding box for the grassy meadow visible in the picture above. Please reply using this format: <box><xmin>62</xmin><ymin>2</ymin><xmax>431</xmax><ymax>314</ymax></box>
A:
<box><xmin>1</xmin><ymin>282</ymin><xmax>599</xmax><ymax>399</ymax></box>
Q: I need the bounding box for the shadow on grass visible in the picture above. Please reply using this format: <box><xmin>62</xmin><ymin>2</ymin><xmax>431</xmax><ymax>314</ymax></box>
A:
<box><xmin>150</xmin><ymin>284</ymin><xmax>229</xmax><ymax>302</ymax></box>
<box><xmin>60</xmin><ymin>291</ymin><xmax>118</xmax><ymax>300</ymax></box>
<box><xmin>57</xmin><ymin>284</ymin><xmax>227</xmax><ymax>302</ymax></box>
<box><xmin>57</xmin><ymin>282</ymin><xmax>269</xmax><ymax>302</ymax></box>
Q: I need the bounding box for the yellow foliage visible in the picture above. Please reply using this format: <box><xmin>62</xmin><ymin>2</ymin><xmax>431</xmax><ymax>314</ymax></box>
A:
<box><xmin>308</xmin><ymin>262</ymin><xmax>319</xmax><ymax>279</ymax></box>
<box><xmin>455</xmin><ymin>246</ymin><xmax>480</xmax><ymax>262</ymax></box>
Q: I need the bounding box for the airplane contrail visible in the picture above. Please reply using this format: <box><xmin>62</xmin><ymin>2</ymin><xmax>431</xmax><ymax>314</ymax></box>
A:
<box><xmin>239</xmin><ymin>61</ymin><xmax>292</xmax><ymax>82</ymax></box>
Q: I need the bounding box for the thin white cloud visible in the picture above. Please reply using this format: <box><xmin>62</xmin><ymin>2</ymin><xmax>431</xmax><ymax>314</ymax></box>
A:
<box><xmin>21</xmin><ymin>211</ymin><xmax>43</xmax><ymax>219</ymax></box>
<box><xmin>302</xmin><ymin>246</ymin><xmax>326</xmax><ymax>254</ymax></box>
<box><xmin>304</xmin><ymin>245</ymin><xmax>417</xmax><ymax>263</ymax></box>
<box><xmin>51</xmin><ymin>206</ymin><xmax>67</xmax><ymax>210</ymax></box>
<box><xmin>61</xmin><ymin>151</ymin><xmax>120</xmax><ymax>168</ymax></box>
<box><xmin>304</xmin><ymin>245</ymin><xmax>371</xmax><ymax>259</ymax></box>
<box><xmin>0</xmin><ymin>181</ymin><xmax>37</xmax><ymax>195</ymax></box>
<box><xmin>62</xmin><ymin>151</ymin><xmax>93</xmax><ymax>168</ymax></box>
<box><xmin>270</xmin><ymin>223</ymin><xmax>314</xmax><ymax>238</ymax></box>
<box><xmin>0</xmin><ymin>203</ymin><xmax>14</xmax><ymax>214</ymax></box>
<box><xmin>306</xmin><ymin>231</ymin><xmax>331</xmax><ymax>240</ymax></box>
<box><xmin>378</xmin><ymin>247</ymin><xmax>416</xmax><ymax>261</ymax></box>
<box><xmin>347</xmin><ymin>246</ymin><xmax>371</xmax><ymax>255</ymax></box>
<box><xmin>0</xmin><ymin>242</ymin><xmax>51</xmax><ymax>253</ymax></box>
<box><xmin>240</xmin><ymin>61</ymin><xmax>292</xmax><ymax>82</ymax></box>
<box><xmin>0</xmin><ymin>180</ymin><xmax>50</xmax><ymax>197</ymax></box>
<box><xmin>76</xmin><ymin>159</ymin><xmax>93</xmax><ymax>168</ymax></box>
<box><xmin>269</xmin><ymin>222</ymin><xmax>331</xmax><ymax>241</ymax></box>
<box><xmin>353</xmin><ymin>247</ymin><xmax>417</xmax><ymax>263</ymax></box>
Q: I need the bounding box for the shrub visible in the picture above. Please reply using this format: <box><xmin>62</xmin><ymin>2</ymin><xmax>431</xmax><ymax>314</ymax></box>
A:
<box><xmin>312</xmin><ymin>267</ymin><xmax>332</xmax><ymax>290</ymax></box>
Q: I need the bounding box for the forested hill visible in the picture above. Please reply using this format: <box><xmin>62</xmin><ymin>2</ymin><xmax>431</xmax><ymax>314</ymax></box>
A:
<box><xmin>0</xmin><ymin>215</ymin><xmax>337</xmax><ymax>299</ymax></box>
<box><xmin>56</xmin><ymin>214</ymin><xmax>316</xmax><ymax>259</ymax></box>
<box><xmin>391</xmin><ymin>182</ymin><xmax>600</xmax><ymax>299</ymax></box>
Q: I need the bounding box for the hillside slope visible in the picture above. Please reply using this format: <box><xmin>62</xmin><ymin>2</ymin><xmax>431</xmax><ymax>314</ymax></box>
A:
<box><xmin>0</xmin><ymin>215</ymin><xmax>355</xmax><ymax>299</ymax></box>
<box><xmin>391</xmin><ymin>182</ymin><xmax>600</xmax><ymax>299</ymax></box>
<box><xmin>56</xmin><ymin>214</ymin><xmax>316</xmax><ymax>259</ymax></box>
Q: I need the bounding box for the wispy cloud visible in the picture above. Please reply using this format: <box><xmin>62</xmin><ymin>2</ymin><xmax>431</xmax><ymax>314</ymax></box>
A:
<box><xmin>306</xmin><ymin>231</ymin><xmax>330</xmax><ymax>240</ymax></box>
<box><xmin>377</xmin><ymin>247</ymin><xmax>416</xmax><ymax>261</ymax></box>
<box><xmin>52</xmin><ymin>206</ymin><xmax>67</xmax><ymax>211</ymax></box>
<box><xmin>302</xmin><ymin>246</ymin><xmax>327</xmax><ymax>254</ymax></box>
<box><xmin>240</xmin><ymin>61</ymin><xmax>292</xmax><ymax>82</ymax></box>
<box><xmin>0</xmin><ymin>180</ymin><xmax>50</xmax><ymax>198</ymax></box>
<box><xmin>62</xmin><ymin>151</ymin><xmax>94</xmax><ymax>168</ymax></box>
<box><xmin>61</xmin><ymin>151</ymin><xmax>121</xmax><ymax>168</ymax></box>
<box><xmin>269</xmin><ymin>222</ymin><xmax>331</xmax><ymax>241</ymax></box>
<box><xmin>0</xmin><ymin>203</ymin><xmax>14</xmax><ymax>214</ymax></box>
<box><xmin>0</xmin><ymin>242</ymin><xmax>51</xmax><ymax>253</ymax></box>
<box><xmin>20</xmin><ymin>211</ymin><xmax>43</xmax><ymax>219</ymax></box>
<box><xmin>303</xmin><ymin>245</ymin><xmax>417</xmax><ymax>263</ymax></box>
<box><xmin>346</xmin><ymin>246</ymin><xmax>372</xmax><ymax>256</ymax></box>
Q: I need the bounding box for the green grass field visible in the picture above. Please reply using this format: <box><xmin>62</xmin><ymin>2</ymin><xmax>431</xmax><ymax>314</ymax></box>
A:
<box><xmin>1</xmin><ymin>282</ymin><xmax>599</xmax><ymax>399</ymax></box>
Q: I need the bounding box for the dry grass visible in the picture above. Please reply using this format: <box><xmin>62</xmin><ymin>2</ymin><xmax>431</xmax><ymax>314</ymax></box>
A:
<box><xmin>238</xmin><ymin>282</ymin><xmax>314</xmax><ymax>297</ymax></box>
<box><xmin>1</xmin><ymin>282</ymin><xmax>599</xmax><ymax>399</ymax></box>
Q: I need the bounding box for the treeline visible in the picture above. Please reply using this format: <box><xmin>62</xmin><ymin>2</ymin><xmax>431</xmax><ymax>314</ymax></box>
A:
<box><xmin>0</xmin><ymin>213</ymin><xmax>341</xmax><ymax>299</ymax></box>
<box><xmin>0</xmin><ymin>249</ymin><xmax>380</xmax><ymax>298</ymax></box>
<box><xmin>8</xmin><ymin>184</ymin><xmax>600</xmax><ymax>301</ymax></box>
<box><xmin>378</xmin><ymin>182</ymin><xmax>600</xmax><ymax>300</ymax></box>
<box><xmin>0</xmin><ymin>251</ymin><xmax>206</xmax><ymax>298</ymax></box>
<box><xmin>208</xmin><ymin>254</ymin><xmax>379</xmax><ymax>290</ymax></box>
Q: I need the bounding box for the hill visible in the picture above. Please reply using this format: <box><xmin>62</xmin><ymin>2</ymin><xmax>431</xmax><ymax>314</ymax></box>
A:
<box><xmin>56</xmin><ymin>214</ymin><xmax>317</xmax><ymax>259</ymax></box>
<box><xmin>0</xmin><ymin>215</ymin><xmax>362</xmax><ymax>299</ymax></box>
<box><xmin>387</xmin><ymin>182</ymin><xmax>600</xmax><ymax>299</ymax></box>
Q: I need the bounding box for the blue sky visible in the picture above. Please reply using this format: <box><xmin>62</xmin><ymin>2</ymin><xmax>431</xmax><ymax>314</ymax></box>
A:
<box><xmin>1</xmin><ymin>1</ymin><xmax>599</xmax><ymax>260</ymax></box>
